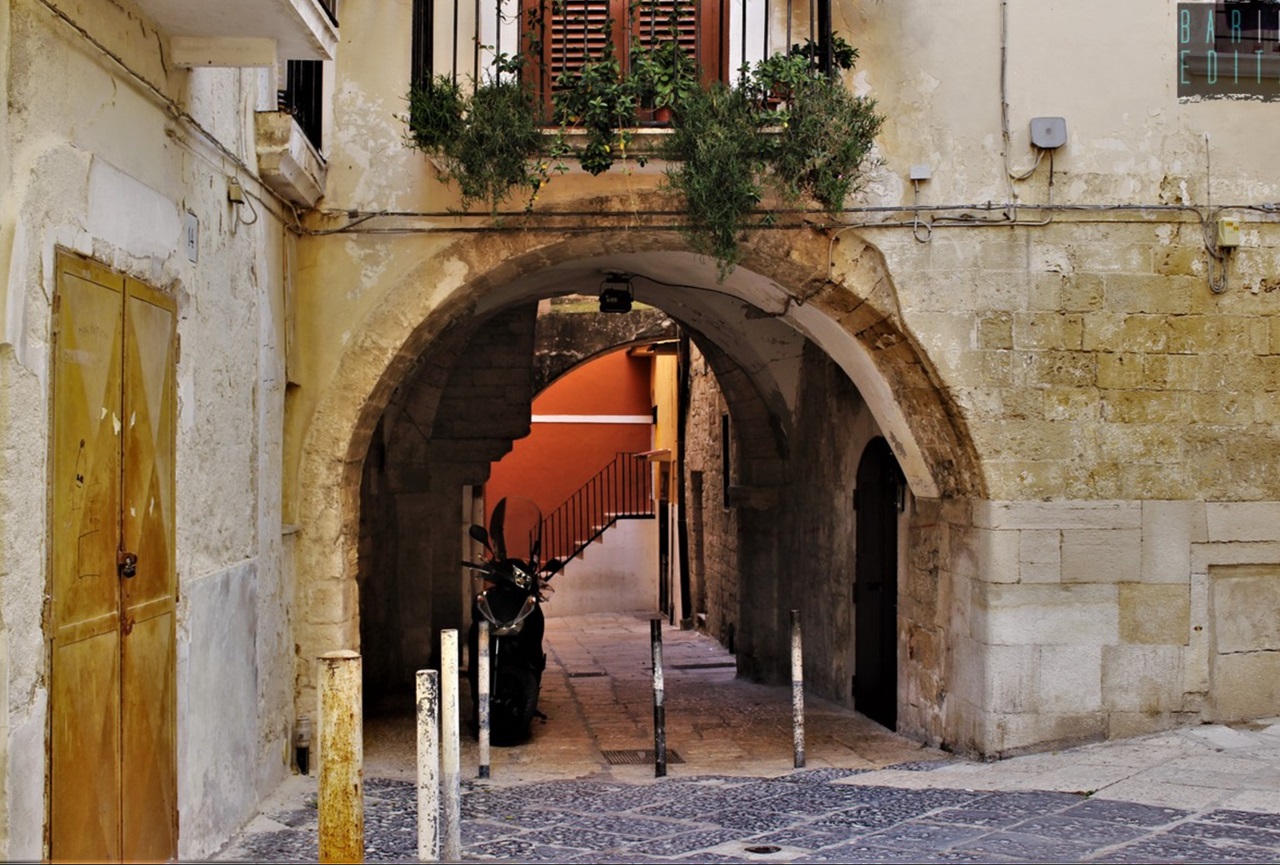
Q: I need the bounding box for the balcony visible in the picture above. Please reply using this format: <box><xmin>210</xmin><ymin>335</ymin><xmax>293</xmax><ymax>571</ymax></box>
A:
<box><xmin>255</xmin><ymin>109</ymin><xmax>327</xmax><ymax>208</ymax></box>
<box><xmin>422</xmin><ymin>1</ymin><xmax>834</xmax><ymax>101</ymax></box>
<box><xmin>134</xmin><ymin>0</ymin><xmax>339</xmax><ymax>67</ymax></box>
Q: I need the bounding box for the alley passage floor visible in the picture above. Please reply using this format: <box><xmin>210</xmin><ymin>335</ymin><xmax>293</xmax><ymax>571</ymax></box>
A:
<box><xmin>215</xmin><ymin>612</ymin><xmax>1280</xmax><ymax>863</ymax></box>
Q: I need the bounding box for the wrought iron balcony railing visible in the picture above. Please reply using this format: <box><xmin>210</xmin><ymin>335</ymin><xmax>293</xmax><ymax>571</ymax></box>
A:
<box><xmin>414</xmin><ymin>0</ymin><xmax>835</xmax><ymax>96</ymax></box>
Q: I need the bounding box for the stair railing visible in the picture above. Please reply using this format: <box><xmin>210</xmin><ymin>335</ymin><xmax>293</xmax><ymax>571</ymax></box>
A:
<box><xmin>542</xmin><ymin>452</ymin><xmax>654</xmax><ymax>565</ymax></box>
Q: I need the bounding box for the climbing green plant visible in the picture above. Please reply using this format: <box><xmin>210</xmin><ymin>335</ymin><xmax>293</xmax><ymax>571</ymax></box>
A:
<box><xmin>756</xmin><ymin>52</ymin><xmax>884</xmax><ymax>211</ymax></box>
<box><xmin>406</xmin><ymin>56</ymin><xmax>554</xmax><ymax>213</ymax></box>
<box><xmin>660</xmin><ymin>82</ymin><xmax>766</xmax><ymax>279</ymax></box>
<box><xmin>662</xmin><ymin>47</ymin><xmax>882</xmax><ymax>277</ymax></box>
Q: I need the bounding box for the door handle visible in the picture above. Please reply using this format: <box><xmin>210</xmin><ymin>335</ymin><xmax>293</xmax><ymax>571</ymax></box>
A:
<box><xmin>117</xmin><ymin>551</ymin><xmax>138</xmax><ymax>579</ymax></box>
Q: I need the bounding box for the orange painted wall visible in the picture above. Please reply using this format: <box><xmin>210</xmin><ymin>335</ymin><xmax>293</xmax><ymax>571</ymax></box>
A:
<box><xmin>533</xmin><ymin>348</ymin><xmax>652</xmax><ymax>415</ymax></box>
<box><xmin>486</xmin><ymin>348</ymin><xmax>654</xmax><ymax>522</ymax></box>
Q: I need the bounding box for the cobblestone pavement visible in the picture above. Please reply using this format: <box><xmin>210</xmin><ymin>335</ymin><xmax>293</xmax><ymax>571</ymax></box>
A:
<box><xmin>214</xmin><ymin>613</ymin><xmax>1280</xmax><ymax>863</ymax></box>
<box><xmin>217</xmin><ymin>769</ymin><xmax>1280</xmax><ymax>863</ymax></box>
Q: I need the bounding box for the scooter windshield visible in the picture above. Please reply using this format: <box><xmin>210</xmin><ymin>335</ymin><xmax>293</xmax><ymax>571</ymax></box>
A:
<box><xmin>488</xmin><ymin>496</ymin><xmax>543</xmax><ymax>565</ymax></box>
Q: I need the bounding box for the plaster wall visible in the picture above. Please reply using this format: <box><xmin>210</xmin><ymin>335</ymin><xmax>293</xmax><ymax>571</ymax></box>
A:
<box><xmin>486</xmin><ymin>348</ymin><xmax>654</xmax><ymax>521</ymax></box>
<box><xmin>0</xmin><ymin>0</ymin><xmax>293</xmax><ymax>857</ymax></box>
<box><xmin>546</xmin><ymin>518</ymin><xmax>660</xmax><ymax>618</ymax></box>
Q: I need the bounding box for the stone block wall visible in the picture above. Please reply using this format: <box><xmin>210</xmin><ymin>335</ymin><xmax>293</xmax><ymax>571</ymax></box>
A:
<box><xmin>685</xmin><ymin>339</ymin><xmax>946</xmax><ymax>717</ymax></box>
<box><xmin>875</xmin><ymin>221</ymin><xmax>1280</xmax><ymax>504</ymax></box>
<box><xmin>944</xmin><ymin>500</ymin><xmax>1280</xmax><ymax>756</ymax></box>
<box><xmin>852</xmin><ymin>211</ymin><xmax>1280</xmax><ymax>752</ymax></box>
<box><xmin>768</xmin><ymin>342</ymin><xmax>877</xmax><ymax>703</ymax></box>
<box><xmin>684</xmin><ymin>346</ymin><xmax>740</xmax><ymax>654</ymax></box>
<box><xmin>680</xmin><ymin>207</ymin><xmax>1280</xmax><ymax>754</ymax></box>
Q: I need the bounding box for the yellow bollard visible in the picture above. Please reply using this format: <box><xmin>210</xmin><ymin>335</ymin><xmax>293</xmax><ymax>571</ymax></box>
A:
<box><xmin>318</xmin><ymin>650</ymin><xmax>364</xmax><ymax>863</ymax></box>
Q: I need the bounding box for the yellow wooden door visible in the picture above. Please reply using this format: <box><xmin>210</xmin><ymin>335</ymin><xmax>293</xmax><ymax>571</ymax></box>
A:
<box><xmin>50</xmin><ymin>257</ymin><xmax>126</xmax><ymax>861</ymax></box>
<box><xmin>119</xmin><ymin>278</ymin><xmax>178</xmax><ymax>860</ymax></box>
<box><xmin>50</xmin><ymin>253</ymin><xmax>177</xmax><ymax>862</ymax></box>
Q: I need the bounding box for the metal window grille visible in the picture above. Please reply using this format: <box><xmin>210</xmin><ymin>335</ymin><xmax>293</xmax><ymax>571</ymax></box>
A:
<box><xmin>412</xmin><ymin>0</ymin><xmax>433</xmax><ymax>85</ymax></box>
<box><xmin>413</xmin><ymin>1</ymin><xmax>835</xmax><ymax>97</ymax></box>
<box><xmin>318</xmin><ymin>0</ymin><xmax>339</xmax><ymax>26</ymax></box>
<box><xmin>279</xmin><ymin>60</ymin><xmax>324</xmax><ymax>152</ymax></box>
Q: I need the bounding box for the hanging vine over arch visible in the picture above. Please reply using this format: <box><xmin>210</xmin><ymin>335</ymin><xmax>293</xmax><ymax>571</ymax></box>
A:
<box><xmin>404</xmin><ymin>8</ymin><xmax>882</xmax><ymax>278</ymax></box>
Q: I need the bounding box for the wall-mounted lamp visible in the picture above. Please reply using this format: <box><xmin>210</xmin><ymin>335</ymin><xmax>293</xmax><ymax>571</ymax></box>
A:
<box><xmin>599</xmin><ymin>273</ymin><xmax>634</xmax><ymax>313</ymax></box>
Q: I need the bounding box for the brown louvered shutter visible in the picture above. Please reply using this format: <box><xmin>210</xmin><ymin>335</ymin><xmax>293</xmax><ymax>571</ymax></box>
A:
<box><xmin>633</xmin><ymin>1</ymin><xmax>697</xmax><ymax>50</ymax></box>
<box><xmin>634</xmin><ymin>1</ymin><xmax>725</xmax><ymax>86</ymax></box>
<box><xmin>522</xmin><ymin>0</ymin><xmax>726</xmax><ymax>110</ymax></box>
<box><xmin>551</xmin><ymin>0</ymin><xmax>620</xmax><ymax>74</ymax></box>
<box><xmin>523</xmin><ymin>0</ymin><xmax>625</xmax><ymax>105</ymax></box>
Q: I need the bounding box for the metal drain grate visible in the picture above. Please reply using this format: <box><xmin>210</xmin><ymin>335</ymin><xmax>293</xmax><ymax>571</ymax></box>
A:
<box><xmin>671</xmin><ymin>662</ymin><xmax>736</xmax><ymax>670</ymax></box>
<box><xmin>601</xmin><ymin>748</ymin><xmax>685</xmax><ymax>765</ymax></box>
<box><xmin>567</xmin><ymin>671</ymin><xmax>607</xmax><ymax>678</ymax></box>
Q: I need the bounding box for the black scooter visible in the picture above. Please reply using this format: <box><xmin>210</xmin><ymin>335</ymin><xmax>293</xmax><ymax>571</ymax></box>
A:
<box><xmin>464</xmin><ymin>497</ymin><xmax>561</xmax><ymax>745</ymax></box>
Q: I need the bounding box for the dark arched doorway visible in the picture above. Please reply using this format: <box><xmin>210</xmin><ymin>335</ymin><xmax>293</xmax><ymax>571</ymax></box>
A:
<box><xmin>855</xmin><ymin>436</ymin><xmax>903</xmax><ymax>730</ymax></box>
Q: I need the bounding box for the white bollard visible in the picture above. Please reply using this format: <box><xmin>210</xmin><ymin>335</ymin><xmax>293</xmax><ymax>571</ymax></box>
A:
<box><xmin>318</xmin><ymin>650</ymin><xmax>364</xmax><ymax>864</ymax></box>
<box><xmin>416</xmin><ymin>669</ymin><xmax>440</xmax><ymax>862</ymax></box>
<box><xmin>478</xmin><ymin>620</ymin><xmax>491</xmax><ymax>779</ymax></box>
<box><xmin>790</xmin><ymin>610</ymin><xmax>805</xmax><ymax>769</ymax></box>
<box><xmin>440</xmin><ymin>630</ymin><xmax>462</xmax><ymax>861</ymax></box>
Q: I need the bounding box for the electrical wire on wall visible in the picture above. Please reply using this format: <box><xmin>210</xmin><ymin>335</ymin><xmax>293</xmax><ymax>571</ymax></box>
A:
<box><xmin>1203</xmin><ymin>133</ymin><xmax>1230</xmax><ymax>294</ymax></box>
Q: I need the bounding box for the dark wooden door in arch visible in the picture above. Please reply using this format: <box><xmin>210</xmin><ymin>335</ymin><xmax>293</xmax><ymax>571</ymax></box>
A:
<box><xmin>854</xmin><ymin>436</ymin><xmax>902</xmax><ymax>730</ymax></box>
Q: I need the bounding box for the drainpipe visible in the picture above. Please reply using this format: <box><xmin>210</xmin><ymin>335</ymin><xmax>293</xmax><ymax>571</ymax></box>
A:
<box><xmin>676</xmin><ymin>332</ymin><xmax>693</xmax><ymax>628</ymax></box>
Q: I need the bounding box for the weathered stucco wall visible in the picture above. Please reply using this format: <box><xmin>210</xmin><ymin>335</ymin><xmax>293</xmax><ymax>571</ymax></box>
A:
<box><xmin>547</xmin><ymin>518</ymin><xmax>660</xmax><ymax>618</ymax></box>
<box><xmin>0</xmin><ymin>0</ymin><xmax>295</xmax><ymax>857</ymax></box>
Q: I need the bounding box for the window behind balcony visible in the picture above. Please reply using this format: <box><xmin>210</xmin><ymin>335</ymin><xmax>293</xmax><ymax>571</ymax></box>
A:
<box><xmin>318</xmin><ymin>0</ymin><xmax>339</xmax><ymax>26</ymax></box>
<box><xmin>279</xmin><ymin>60</ymin><xmax>324</xmax><ymax>152</ymax></box>
<box><xmin>415</xmin><ymin>1</ymin><xmax>830</xmax><ymax>103</ymax></box>
<box><xmin>525</xmin><ymin>1</ymin><xmax>725</xmax><ymax>101</ymax></box>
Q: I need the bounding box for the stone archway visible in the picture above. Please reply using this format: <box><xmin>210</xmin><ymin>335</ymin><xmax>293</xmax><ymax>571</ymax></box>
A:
<box><xmin>288</xmin><ymin>225</ymin><xmax>983</xmax><ymax>744</ymax></box>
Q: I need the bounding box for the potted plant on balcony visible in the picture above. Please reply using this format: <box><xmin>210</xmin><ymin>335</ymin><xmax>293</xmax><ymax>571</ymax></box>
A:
<box><xmin>407</xmin><ymin>73</ymin><xmax>465</xmax><ymax>152</ymax></box>
<box><xmin>551</xmin><ymin>47</ymin><xmax>637</xmax><ymax>176</ymax></box>
<box><xmin>660</xmin><ymin>81</ymin><xmax>766</xmax><ymax>279</ymax></box>
<box><xmin>405</xmin><ymin>28</ymin><xmax>882</xmax><ymax>278</ymax></box>
<box><xmin>630</xmin><ymin>40</ymin><xmax>698</xmax><ymax>123</ymax></box>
